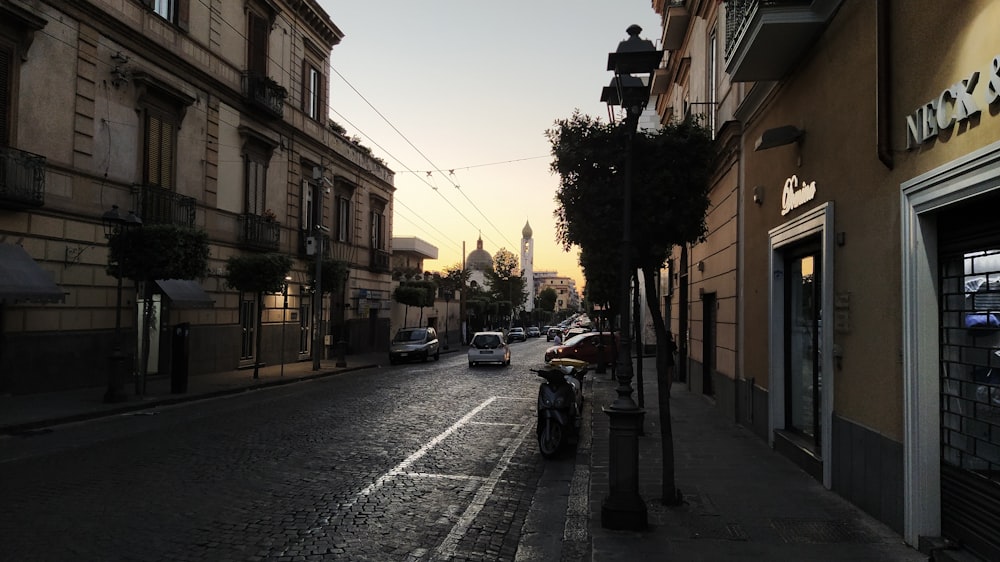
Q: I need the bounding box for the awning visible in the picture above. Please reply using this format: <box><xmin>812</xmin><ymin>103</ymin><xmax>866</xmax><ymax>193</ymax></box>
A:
<box><xmin>155</xmin><ymin>279</ymin><xmax>214</xmax><ymax>308</ymax></box>
<box><xmin>0</xmin><ymin>243</ymin><xmax>65</xmax><ymax>303</ymax></box>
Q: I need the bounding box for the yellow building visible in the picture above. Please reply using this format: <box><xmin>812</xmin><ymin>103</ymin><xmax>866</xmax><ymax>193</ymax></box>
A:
<box><xmin>654</xmin><ymin>1</ymin><xmax>1000</xmax><ymax>557</ymax></box>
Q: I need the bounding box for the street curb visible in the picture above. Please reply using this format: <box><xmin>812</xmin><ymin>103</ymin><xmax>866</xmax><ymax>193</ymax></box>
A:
<box><xmin>0</xmin><ymin>363</ymin><xmax>378</xmax><ymax>436</ymax></box>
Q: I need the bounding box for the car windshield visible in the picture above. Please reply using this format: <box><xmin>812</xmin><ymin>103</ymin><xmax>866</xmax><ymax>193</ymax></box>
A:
<box><xmin>394</xmin><ymin>329</ymin><xmax>425</xmax><ymax>342</ymax></box>
<box><xmin>511</xmin><ymin>328</ymin><xmax>524</xmax><ymax>333</ymax></box>
<box><xmin>472</xmin><ymin>334</ymin><xmax>502</xmax><ymax>348</ymax></box>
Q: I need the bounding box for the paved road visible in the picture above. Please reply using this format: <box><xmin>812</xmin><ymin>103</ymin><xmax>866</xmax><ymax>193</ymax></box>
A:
<box><xmin>0</xmin><ymin>337</ymin><xmax>564</xmax><ymax>561</ymax></box>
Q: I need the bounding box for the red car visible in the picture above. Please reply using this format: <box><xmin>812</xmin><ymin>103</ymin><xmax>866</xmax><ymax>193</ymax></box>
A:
<box><xmin>544</xmin><ymin>332</ymin><xmax>617</xmax><ymax>369</ymax></box>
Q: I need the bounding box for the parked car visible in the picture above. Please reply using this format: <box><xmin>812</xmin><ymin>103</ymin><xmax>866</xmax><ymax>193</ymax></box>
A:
<box><xmin>508</xmin><ymin>327</ymin><xmax>527</xmax><ymax>342</ymax></box>
<box><xmin>526</xmin><ymin>326</ymin><xmax>541</xmax><ymax>338</ymax></box>
<box><xmin>562</xmin><ymin>327</ymin><xmax>590</xmax><ymax>341</ymax></box>
<box><xmin>389</xmin><ymin>327</ymin><xmax>440</xmax><ymax>364</ymax></box>
<box><xmin>546</xmin><ymin>327</ymin><xmax>562</xmax><ymax>341</ymax></box>
<box><xmin>544</xmin><ymin>331</ymin><xmax>617</xmax><ymax>370</ymax></box>
<box><xmin>468</xmin><ymin>331</ymin><xmax>511</xmax><ymax>367</ymax></box>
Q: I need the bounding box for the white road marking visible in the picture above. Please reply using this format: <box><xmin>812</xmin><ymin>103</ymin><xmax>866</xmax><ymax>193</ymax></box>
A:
<box><xmin>432</xmin><ymin>416</ymin><xmax>534</xmax><ymax>560</ymax></box>
<box><xmin>343</xmin><ymin>396</ymin><xmax>497</xmax><ymax>509</ymax></box>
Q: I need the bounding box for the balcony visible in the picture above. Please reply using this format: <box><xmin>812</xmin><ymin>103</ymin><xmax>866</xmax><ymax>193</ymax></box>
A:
<box><xmin>131</xmin><ymin>184</ymin><xmax>196</xmax><ymax>227</ymax></box>
<box><xmin>241</xmin><ymin>71</ymin><xmax>287</xmax><ymax>119</ymax></box>
<box><xmin>0</xmin><ymin>146</ymin><xmax>46</xmax><ymax>209</ymax></box>
<box><xmin>238</xmin><ymin>213</ymin><xmax>280</xmax><ymax>251</ymax></box>
<box><xmin>662</xmin><ymin>1</ymin><xmax>691</xmax><ymax>51</ymax></box>
<box><xmin>724</xmin><ymin>0</ymin><xmax>842</xmax><ymax>82</ymax></box>
<box><xmin>370</xmin><ymin>248</ymin><xmax>391</xmax><ymax>273</ymax></box>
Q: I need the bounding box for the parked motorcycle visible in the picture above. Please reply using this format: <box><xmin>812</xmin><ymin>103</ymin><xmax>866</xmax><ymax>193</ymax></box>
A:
<box><xmin>532</xmin><ymin>358</ymin><xmax>588</xmax><ymax>458</ymax></box>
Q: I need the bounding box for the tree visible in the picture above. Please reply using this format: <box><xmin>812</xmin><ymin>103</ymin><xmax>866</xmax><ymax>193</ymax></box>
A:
<box><xmin>225</xmin><ymin>253</ymin><xmax>294</xmax><ymax>380</ymax></box>
<box><xmin>393</xmin><ymin>285</ymin><xmax>424</xmax><ymax>327</ymax></box>
<box><xmin>485</xmin><ymin>248</ymin><xmax>526</xmax><ymax>324</ymax></box>
<box><xmin>548</xmin><ymin>111</ymin><xmax>715</xmax><ymax>505</ymax></box>
<box><xmin>109</xmin><ymin>224</ymin><xmax>210</xmax><ymax>395</ymax></box>
<box><xmin>538</xmin><ymin>287</ymin><xmax>558</xmax><ymax>313</ymax></box>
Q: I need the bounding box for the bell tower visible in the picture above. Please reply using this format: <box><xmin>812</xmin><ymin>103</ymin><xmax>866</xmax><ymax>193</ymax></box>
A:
<box><xmin>521</xmin><ymin>220</ymin><xmax>534</xmax><ymax>312</ymax></box>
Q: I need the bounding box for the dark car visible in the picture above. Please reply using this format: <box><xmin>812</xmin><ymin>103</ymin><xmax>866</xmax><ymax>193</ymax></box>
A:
<box><xmin>544</xmin><ymin>331</ymin><xmax>617</xmax><ymax>370</ymax></box>
<box><xmin>507</xmin><ymin>327</ymin><xmax>527</xmax><ymax>342</ymax></box>
<box><xmin>546</xmin><ymin>327</ymin><xmax>562</xmax><ymax>341</ymax></box>
<box><xmin>526</xmin><ymin>326</ymin><xmax>541</xmax><ymax>338</ymax></box>
<box><xmin>389</xmin><ymin>327</ymin><xmax>440</xmax><ymax>364</ymax></box>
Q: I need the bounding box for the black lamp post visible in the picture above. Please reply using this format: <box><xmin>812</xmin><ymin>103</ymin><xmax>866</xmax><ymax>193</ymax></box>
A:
<box><xmin>102</xmin><ymin>204</ymin><xmax>142</xmax><ymax>403</ymax></box>
<box><xmin>599</xmin><ymin>24</ymin><xmax>661</xmax><ymax>531</ymax></box>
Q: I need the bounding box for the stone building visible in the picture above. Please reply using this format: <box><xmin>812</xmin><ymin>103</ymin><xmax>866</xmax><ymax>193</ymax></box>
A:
<box><xmin>0</xmin><ymin>0</ymin><xmax>394</xmax><ymax>394</ymax></box>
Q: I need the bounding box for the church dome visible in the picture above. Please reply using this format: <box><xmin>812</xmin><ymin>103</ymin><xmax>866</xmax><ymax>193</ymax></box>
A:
<box><xmin>522</xmin><ymin>220</ymin><xmax>532</xmax><ymax>239</ymax></box>
<box><xmin>467</xmin><ymin>236</ymin><xmax>493</xmax><ymax>271</ymax></box>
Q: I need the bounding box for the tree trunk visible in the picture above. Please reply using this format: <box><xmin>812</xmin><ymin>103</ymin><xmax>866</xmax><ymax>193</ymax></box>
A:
<box><xmin>253</xmin><ymin>293</ymin><xmax>263</xmax><ymax>379</ymax></box>
<box><xmin>642</xmin><ymin>267</ymin><xmax>681</xmax><ymax>505</ymax></box>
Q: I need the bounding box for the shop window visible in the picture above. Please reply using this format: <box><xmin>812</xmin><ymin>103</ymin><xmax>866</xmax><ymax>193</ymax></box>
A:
<box><xmin>785</xmin><ymin>249</ymin><xmax>822</xmax><ymax>446</ymax></box>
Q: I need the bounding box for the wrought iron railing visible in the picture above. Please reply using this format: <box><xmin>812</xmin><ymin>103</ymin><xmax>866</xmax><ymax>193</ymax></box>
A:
<box><xmin>0</xmin><ymin>146</ymin><xmax>46</xmax><ymax>208</ymax></box>
<box><xmin>131</xmin><ymin>184</ymin><xmax>196</xmax><ymax>227</ymax></box>
<box><xmin>370</xmin><ymin>248</ymin><xmax>391</xmax><ymax>273</ymax></box>
<box><xmin>238</xmin><ymin>213</ymin><xmax>280</xmax><ymax>251</ymax></box>
<box><xmin>241</xmin><ymin>71</ymin><xmax>287</xmax><ymax>118</ymax></box>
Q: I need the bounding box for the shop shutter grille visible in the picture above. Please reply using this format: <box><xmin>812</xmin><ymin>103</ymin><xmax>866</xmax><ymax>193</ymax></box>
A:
<box><xmin>938</xmin><ymin>191</ymin><xmax>1000</xmax><ymax>561</ymax></box>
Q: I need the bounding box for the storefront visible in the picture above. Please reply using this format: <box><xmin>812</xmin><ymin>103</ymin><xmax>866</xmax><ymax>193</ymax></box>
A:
<box><xmin>901</xmin><ymin>140</ymin><xmax>1000</xmax><ymax>560</ymax></box>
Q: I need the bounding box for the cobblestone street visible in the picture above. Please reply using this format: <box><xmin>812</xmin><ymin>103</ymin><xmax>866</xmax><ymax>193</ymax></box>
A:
<box><xmin>0</xmin><ymin>340</ymin><xmax>560</xmax><ymax>561</ymax></box>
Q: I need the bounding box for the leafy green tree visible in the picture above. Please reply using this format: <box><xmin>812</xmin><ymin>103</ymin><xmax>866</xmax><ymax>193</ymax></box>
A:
<box><xmin>225</xmin><ymin>253</ymin><xmax>294</xmax><ymax>380</ymax></box>
<box><xmin>109</xmin><ymin>224</ymin><xmax>210</xmax><ymax>395</ymax></box>
<box><xmin>548</xmin><ymin>111</ymin><xmax>714</xmax><ymax>505</ymax></box>
<box><xmin>393</xmin><ymin>285</ymin><xmax>425</xmax><ymax>327</ymax></box>
<box><xmin>485</xmin><ymin>248</ymin><xmax>526</xmax><ymax>324</ymax></box>
<box><xmin>308</xmin><ymin>259</ymin><xmax>349</xmax><ymax>296</ymax></box>
<box><xmin>538</xmin><ymin>287</ymin><xmax>558</xmax><ymax>313</ymax></box>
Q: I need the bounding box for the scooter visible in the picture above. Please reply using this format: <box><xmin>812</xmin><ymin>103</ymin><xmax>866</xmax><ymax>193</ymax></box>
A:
<box><xmin>533</xmin><ymin>358</ymin><xmax>588</xmax><ymax>458</ymax></box>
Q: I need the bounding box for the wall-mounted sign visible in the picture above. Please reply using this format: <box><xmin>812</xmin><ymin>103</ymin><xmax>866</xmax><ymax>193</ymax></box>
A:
<box><xmin>906</xmin><ymin>54</ymin><xmax>1000</xmax><ymax>149</ymax></box>
<box><xmin>781</xmin><ymin>175</ymin><xmax>817</xmax><ymax>216</ymax></box>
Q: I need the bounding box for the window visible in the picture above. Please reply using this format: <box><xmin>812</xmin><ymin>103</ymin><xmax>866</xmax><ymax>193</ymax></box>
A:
<box><xmin>370</xmin><ymin>209</ymin><xmax>384</xmax><ymax>250</ymax></box>
<box><xmin>153</xmin><ymin>0</ymin><xmax>172</xmax><ymax>19</ymax></box>
<box><xmin>304</xmin><ymin>63</ymin><xmax>322</xmax><ymax>121</ymax></box>
<box><xmin>336</xmin><ymin>195</ymin><xmax>350</xmax><ymax>242</ymax></box>
<box><xmin>247</xmin><ymin>10</ymin><xmax>268</xmax><ymax>76</ymax></box>
<box><xmin>244</xmin><ymin>152</ymin><xmax>266</xmax><ymax>215</ymax></box>
<box><xmin>144</xmin><ymin>0</ymin><xmax>189</xmax><ymax>30</ymax></box>
<box><xmin>708</xmin><ymin>27</ymin><xmax>718</xmax><ymax>138</ymax></box>
<box><xmin>143</xmin><ymin>107</ymin><xmax>177</xmax><ymax>189</ymax></box>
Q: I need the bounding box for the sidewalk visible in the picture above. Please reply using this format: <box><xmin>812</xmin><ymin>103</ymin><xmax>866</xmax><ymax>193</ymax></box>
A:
<box><xmin>0</xmin><ymin>352</ymin><xmax>386</xmax><ymax>435</ymax></box>
<box><xmin>584</xmin><ymin>356</ymin><xmax>928</xmax><ymax>562</ymax></box>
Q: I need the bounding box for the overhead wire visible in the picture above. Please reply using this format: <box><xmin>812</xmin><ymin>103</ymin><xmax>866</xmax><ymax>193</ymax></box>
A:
<box><xmin>34</xmin><ymin>4</ymin><xmax>523</xmax><ymax>258</ymax></box>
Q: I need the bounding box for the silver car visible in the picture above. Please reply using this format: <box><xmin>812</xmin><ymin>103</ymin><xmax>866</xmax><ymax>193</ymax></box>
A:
<box><xmin>468</xmin><ymin>331</ymin><xmax>511</xmax><ymax>367</ymax></box>
<box><xmin>389</xmin><ymin>327</ymin><xmax>440</xmax><ymax>364</ymax></box>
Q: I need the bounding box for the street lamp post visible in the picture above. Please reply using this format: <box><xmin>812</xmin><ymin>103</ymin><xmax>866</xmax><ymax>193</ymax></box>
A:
<box><xmin>102</xmin><ymin>204</ymin><xmax>142</xmax><ymax>403</ymax></box>
<box><xmin>598</xmin><ymin>24</ymin><xmax>662</xmax><ymax>531</ymax></box>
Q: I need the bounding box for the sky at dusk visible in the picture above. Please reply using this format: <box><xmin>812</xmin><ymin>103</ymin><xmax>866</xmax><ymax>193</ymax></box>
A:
<box><xmin>316</xmin><ymin>1</ymin><xmax>662</xmax><ymax>290</ymax></box>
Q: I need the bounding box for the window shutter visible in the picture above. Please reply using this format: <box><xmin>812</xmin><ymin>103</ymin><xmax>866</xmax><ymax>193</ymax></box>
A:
<box><xmin>177</xmin><ymin>0</ymin><xmax>190</xmax><ymax>32</ymax></box>
<box><xmin>0</xmin><ymin>45</ymin><xmax>10</xmax><ymax>145</ymax></box>
<box><xmin>248</xmin><ymin>13</ymin><xmax>268</xmax><ymax>75</ymax></box>
<box><xmin>301</xmin><ymin>180</ymin><xmax>311</xmax><ymax>230</ymax></box>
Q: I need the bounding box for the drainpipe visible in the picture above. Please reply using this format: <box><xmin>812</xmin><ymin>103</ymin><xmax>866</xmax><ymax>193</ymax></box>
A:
<box><xmin>876</xmin><ymin>0</ymin><xmax>893</xmax><ymax>169</ymax></box>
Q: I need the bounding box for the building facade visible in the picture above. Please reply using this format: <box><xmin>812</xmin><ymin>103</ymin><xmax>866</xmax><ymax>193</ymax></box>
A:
<box><xmin>654</xmin><ymin>0</ymin><xmax>1000</xmax><ymax>558</ymax></box>
<box><xmin>0</xmin><ymin>0</ymin><xmax>394</xmax><ymax>395</ymax></box>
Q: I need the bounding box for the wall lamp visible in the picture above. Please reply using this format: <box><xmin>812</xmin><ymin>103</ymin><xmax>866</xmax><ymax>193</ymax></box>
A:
<box><xmin>754</xmin><ymin>125</ymin><xmax>805</xmax><ymax>151</ymax></box>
